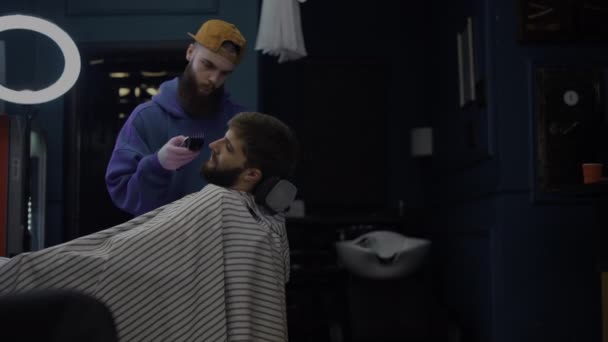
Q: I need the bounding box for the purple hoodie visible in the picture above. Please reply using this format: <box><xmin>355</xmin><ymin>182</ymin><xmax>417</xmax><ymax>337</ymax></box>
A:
<box><xmin>105</xmin><ymin>77</ymin><xmax>246</xmax><ymax>216</ymax></box>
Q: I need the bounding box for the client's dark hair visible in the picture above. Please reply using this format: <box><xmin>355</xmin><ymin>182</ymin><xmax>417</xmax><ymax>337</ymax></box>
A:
<box><xmin>228</xmin><ymin>112</ymin><xmax>298</xmax><ymax>179</ymax></box>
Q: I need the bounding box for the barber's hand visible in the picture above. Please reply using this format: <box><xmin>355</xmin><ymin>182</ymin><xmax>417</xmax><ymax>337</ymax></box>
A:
<box><xmin>157</xmin><ymin>136</ymin><xmax>201</xmax><ymax>171</ymax></box>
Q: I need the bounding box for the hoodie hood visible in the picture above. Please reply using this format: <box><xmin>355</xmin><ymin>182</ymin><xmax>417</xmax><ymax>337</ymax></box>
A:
<box><xmin>152</xmin><ymin>77</ymin><xmax>187</xmax><ymax>118</ymax></box>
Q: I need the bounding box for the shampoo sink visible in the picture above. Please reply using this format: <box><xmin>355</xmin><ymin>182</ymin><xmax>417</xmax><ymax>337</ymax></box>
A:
<box><xmin>335</xmin><ymin>230</ymin><xmax>430</xmax><ymax>279</ymax></box>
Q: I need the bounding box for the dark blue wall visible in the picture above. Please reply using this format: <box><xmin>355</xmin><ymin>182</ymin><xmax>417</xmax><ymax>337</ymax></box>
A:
<box><xmin>426</xmin><ymin>0</ymin><xmax>606</xmax><ymax>341</ymax></box>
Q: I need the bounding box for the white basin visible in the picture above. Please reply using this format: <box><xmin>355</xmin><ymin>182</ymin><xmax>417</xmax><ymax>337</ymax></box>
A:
<box><xmin>335</xmin><ymin>230</ymin><xmax>431</xmax><ymax>279</ymax></box>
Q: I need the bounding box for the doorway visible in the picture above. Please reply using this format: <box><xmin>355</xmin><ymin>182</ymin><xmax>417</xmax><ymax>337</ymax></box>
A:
<box><xmin>65</xmin><ymin>42</ymin><xmax>186</xmax><ymax>239</ymax></box>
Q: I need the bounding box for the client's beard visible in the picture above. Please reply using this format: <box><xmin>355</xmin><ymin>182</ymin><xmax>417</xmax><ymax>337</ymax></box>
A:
<box><xmin>178</xmin><ymin>63</ymin><xmax>224</xmax><ymax>119</ymax></box>
<box><xmin>200</xmin><ymin>162</ymin><xmax>244</xmax><ymax>188</ymax></box>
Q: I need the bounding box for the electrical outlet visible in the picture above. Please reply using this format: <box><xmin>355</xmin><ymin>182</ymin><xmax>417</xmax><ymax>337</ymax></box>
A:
<box><xmin>411</xmin><ymin>127</ymin><xmax>433</xmax><ymax>157</ymax></box>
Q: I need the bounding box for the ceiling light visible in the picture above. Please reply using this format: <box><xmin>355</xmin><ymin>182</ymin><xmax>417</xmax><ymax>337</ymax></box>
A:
<box><xmin>145</xmin><ymin>87</ymin><xmax>158</xmax><ymax>96</ymax></box>
<box><xmin>110</xmin><ymin>72</ymin><xmax>130</xmax><ymax>79</ymax></box>
<box><xmin>141</xmin><ymin>71</ymin><xmax>168</xmax><ymax>77</ymax></box>
<box><xmin>118</xmin><ymin>87</ymin><xmax>130</xmax><ymax>97</ymax></box>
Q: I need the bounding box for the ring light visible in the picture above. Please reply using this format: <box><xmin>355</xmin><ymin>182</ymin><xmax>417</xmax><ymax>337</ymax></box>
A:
<box><xmin>0</xmin><ymin>15</ymin><xmax>81</xmax><ymax>105</ymax></box>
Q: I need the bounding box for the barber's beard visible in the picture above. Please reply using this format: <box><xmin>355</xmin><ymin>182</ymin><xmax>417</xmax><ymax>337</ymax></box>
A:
<box><xmin>200</xmin><ymin>162</ymin><xmax>245</xmax><ymax>188</ymax></box>
<box><xmin>177</xmin><ymin>63</ymin><xmax>224</xmax><ymax>119</ymax></box>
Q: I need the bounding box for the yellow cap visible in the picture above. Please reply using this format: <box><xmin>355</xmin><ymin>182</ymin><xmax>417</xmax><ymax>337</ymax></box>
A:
<box><xmin>188</xmin><ymin>19</ymin><xmax>246</xmax><ymax>65</ymax></box>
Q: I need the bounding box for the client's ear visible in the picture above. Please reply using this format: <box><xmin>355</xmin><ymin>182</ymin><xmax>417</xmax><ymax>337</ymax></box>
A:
<box><xmin>243</xmin><ymin>168</ymin><xmax>262</xmax><ymax>185</ymax></box>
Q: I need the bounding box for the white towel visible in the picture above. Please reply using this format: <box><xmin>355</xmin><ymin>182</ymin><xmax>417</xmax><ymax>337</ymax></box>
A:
<box><xmin>255</xmin><ymin>0</ymin><xmax>307</xmax><ymax>63</ymax></box>
<box><xmin>0</xmin><ymin>184</ymin><xmax>290</xmax><ymax>342</ymax></box>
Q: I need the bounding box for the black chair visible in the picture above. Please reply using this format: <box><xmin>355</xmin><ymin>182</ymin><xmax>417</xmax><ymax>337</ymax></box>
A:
<box><xmin>0</xmin><ymin>289</ymin><xmax>119</xmax><ymax>342</ymax></box>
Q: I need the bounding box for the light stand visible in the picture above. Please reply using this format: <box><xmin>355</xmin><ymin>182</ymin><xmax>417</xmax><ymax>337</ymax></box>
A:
<box><xmin>0</xmin><ymin>14</ymin><xmax>80</xmax><ymax>256</ymax></box>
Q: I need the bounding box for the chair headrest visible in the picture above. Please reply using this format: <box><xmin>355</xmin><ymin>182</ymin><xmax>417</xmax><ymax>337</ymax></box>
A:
<box><xmin>254</xmin><ymin>177</ymin><xmax>298</xmax><ymax>214</ymax></box>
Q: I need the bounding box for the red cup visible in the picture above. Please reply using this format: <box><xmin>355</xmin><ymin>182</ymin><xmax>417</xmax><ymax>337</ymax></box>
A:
<box><xmin>582</xmin><ymin>163</ymin><xmax>605</xmax><ymax>184</ymax></box>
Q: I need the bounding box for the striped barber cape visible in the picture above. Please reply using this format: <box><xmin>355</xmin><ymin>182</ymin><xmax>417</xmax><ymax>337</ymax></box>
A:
<box><xmin>0</xmin><ymin>184</ymin><xmax>290</xmax><ymax>342</ymax></box>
